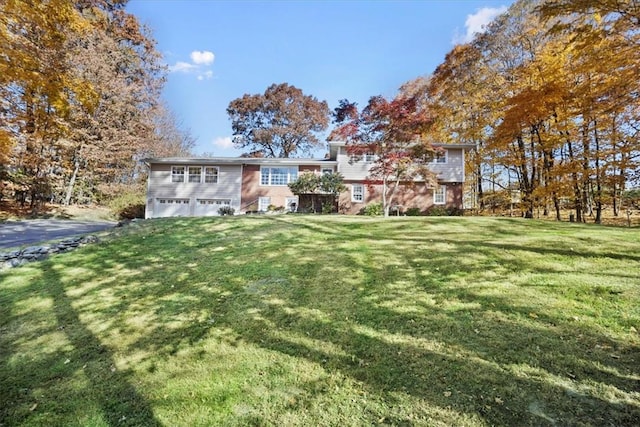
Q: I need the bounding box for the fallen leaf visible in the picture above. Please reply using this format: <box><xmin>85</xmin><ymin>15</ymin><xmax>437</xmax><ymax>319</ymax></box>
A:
<box><xmin>495</xmin><ymin>397</ymin><xmax>503</xmax><ymax>404</ymax></box>
<box><xmin>443</xmin><ymin>391</ymin><xmax>452</xmax><ymax>397</ymax></box>
<box><xmin>529</xmin><ymin>312</ymin><xmax>538</xmax><ymax>319</ymax></box>
<box><xmin>30</xmin><ymin>403</ymin><xmax>37</xmax><ymax>411</ymax></box>
<box><xmin>64</xmin><ymin>359</ymin><xmax>70</xmax><ymax>365</ymax></box>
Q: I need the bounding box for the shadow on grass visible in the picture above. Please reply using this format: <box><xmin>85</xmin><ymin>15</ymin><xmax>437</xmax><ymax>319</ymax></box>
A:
<box><xmin>0</xmin><ymin>261</ymin><xmax>161</xmax><ymax>426</ymax></box>
<box><xmin>1</xmin><ymin>216</ymin><xmax>639</xmax><ymax>425</ymax></box>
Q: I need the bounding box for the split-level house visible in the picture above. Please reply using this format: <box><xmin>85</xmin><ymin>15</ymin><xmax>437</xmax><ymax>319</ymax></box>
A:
<box><xmin>144</xmin><ymin>141</ymin><xmax>474</xmax><ymax>218</ymax></box>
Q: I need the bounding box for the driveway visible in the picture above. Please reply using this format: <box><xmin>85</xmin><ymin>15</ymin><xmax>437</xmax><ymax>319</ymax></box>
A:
<box><xmin>0</xmin><ymin>219</ymin><xmax>117</xmax><ymax>249</ymax></box>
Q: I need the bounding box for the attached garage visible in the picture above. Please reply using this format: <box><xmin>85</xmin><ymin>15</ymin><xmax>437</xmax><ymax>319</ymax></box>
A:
<box><xmin>194</xmin><ymin>199</ymin><xmax>231</xmax><ymax>216</ymax></box>
<box><xmin>155</xmin><ymin>198</ymin><xmax>190</xmax><ymax>217</ymax></box>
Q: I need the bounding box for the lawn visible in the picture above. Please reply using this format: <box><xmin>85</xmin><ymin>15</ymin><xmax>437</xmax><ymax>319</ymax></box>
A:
<box><xmin>1</xmin><ymin>216</ymin><xmax>639</xmax><ymax>426</ymax></box>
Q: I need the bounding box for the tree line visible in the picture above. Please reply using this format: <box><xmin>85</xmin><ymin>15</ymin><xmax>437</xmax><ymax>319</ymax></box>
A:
<box><xmin>0</xmin><ymin>0</ymin><xmax>193</xmax><ymax>209</ymax></box>
<box><xmin>427</xmin><ymin>0</ymin><xmax>640</xmax><ymax>222</ymax></box>
<box><xmin>2</xmin><ymin>0</ymin><xmax>638</xmax><ymax>222</ymax></box>
<box><xmin>226</xmin><ymin>1</ymin><xmax>639</xmax><ymax>222</ymax></box>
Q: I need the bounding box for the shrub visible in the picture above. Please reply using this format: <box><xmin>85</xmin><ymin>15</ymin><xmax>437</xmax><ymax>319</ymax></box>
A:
<box><xmin>361</xmin><ymin>203</ymin><xmax>383</xmax><ymax>216</ymax></box>
<box><xmin>267</xmin><ymin>204</ymin><xmax>285</xmax><ymax>212</ymax></box>
<box><xmin>108</xmin><ymin>191</ymin><xmax>145</xmax><ymax>220</ymax></box>
<box><xmin>322</xmin><ymin>201</ymin><xmax>334</xmax><ymax>214</ymax></box>
<box><xmin>426</xmin><ymin>206</ymin><xmax>448</xmax><ymax>216</ymax></box>
<box><xmin>218</xmin><ymin>206</ymin><xmax>235</xmax><ymax>216</ymax></box>
<box><xmin>446</xmin><ymin>206</ymin><xmax>464</xmax><ymax>216</ymax></box>
<box><xmin>405</xmin><ymin>207</ymin><xmax>422</xmax><ymax>216</ymax></box>
<box><xmin>425</xmin><ymin>206</ymin><xmax>464</xmax><ymax>216</ymax></box>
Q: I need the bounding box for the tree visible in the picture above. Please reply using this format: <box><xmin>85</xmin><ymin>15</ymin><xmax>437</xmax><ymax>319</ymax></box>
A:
<box><xmin>288</xmin><ymin>171</ymin><xmax>346</xmax><ymax>213</ymax></box>
<box><xmin>227</xmin><ymin>83</ymin><xmax>330</xmax><ymax>158</ymax></box>
<box><xmin>330</xmin><ymin>86</ymin><xmax>435</xmax><ymax>217</ymax></box>
<box><xmin>0</xmin><ymin>0</ymin><xmax>185</xmax><ymax>207</ymax></box>
<box><xmin>420</xmin><ymin>0</ymin><xmax>640</xmax><ymax>222</ymax></box>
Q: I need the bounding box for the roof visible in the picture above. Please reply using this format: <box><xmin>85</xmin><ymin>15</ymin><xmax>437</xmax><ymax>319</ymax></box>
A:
<box><xmin>144</xmin><ymin>141</ymin><xmax>475</xmax><ymax>166</ymax></box>
<box><xmin>143</xmin><ymin>157</ymin><xmax>337</xmax><ymax>166</ymax></box>
<box><xmin>327</xmin><ymin>140</ymin><xmax>476</xmax><ymax>159</ymax></box>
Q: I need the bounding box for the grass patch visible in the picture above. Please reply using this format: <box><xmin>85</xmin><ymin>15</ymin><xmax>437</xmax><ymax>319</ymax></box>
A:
<box><xmin>1</xmin><ymin>216</ymin><xmax>639</xmax><ymax>426</ymax></box>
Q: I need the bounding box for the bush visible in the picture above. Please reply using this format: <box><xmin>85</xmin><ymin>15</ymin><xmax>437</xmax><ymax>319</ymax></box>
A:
<box><xmin>426</xmin><ymin>206</ymin><xmax>464</xmax><ymax>216</ymax></box>
<box><xmin>361</xmin><ymin>203</ymin><xmax>383</xmax><ymax>216</ymax></box>
<box><xmin>322</xmin><ymin>201</ymin><xmax>334</xmax><ymax>214</ymax></box>
<box><xmin>267</xmin><ymin>204</ymin><xmax>285</xmax><ymax>212</ymax></box>
<box><xmin>108</xmin><ymin>191</ymin><xmax>145</xmax><ymax>220</ymax></box>
<box><xmin>426</xmin><ymin>206</ymin><xmax>448</xmax><ymax>216</ymax></box>
<box><xmin>218</xmin><ymin>206</ymin><xmax>235</xmax><ymax>216</ymax></box>
<box><xmin>446</xmin><ymin>206</ymin><xmax>464</xmax><ymax>216</ymax></box>
<box><xmin>405</xmin><ymin>207</ymin><xmax>422</xmax><ymax>216</ymax></box>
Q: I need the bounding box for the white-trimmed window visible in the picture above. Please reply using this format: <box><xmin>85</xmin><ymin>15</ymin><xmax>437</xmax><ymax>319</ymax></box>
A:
<box><xmin>322</xmin><ymin>168</ymin><xmax>333</xmax><ymax>175</ymax></box>
<box><xmin>197</xmin><ymin>199</ymin><xmax>229</xmax><ymax>206</ymax></box>
<box><xmin>258</xmin><ymin>196</ymin><xmax>271</xmax><ymax>212</ymax></box>
<box><xmin>204</xmin><ymin>166</ymin><xmax>219</xmax><ymax>183</ymax></box>
<box><xmin>349</xmin><ymin>153</ymin><xmax>376</xmax><ymax>163</ymax></box>
<box><xmin>434</xmin><ymin>185</ymin><xmax>446</xmax><ymax>205</ymax></box>
<box><xmin>351</xmin><ymin>184</ymin><xmax>364</xmax><ymax>203</ymax></box>
<box><xmin>433</xmin><ymin>149</ymin><xmax>448</xmax><ymax>164</ymax></box>
<box><xmin>158</xmin><ymin>198</ymin><xmax>190</xmax><ymax>205</ymax></box>
<box><xmin>260</xmin><ymin>167</ymin><xmax>298</xmax><ymax>186</ymax></box>
<box><xmin>171</xmin><ymin>166</ymin><xmax>185</xmax><ymax>183</ymax></box>
<box><xmin>188</xmin><ymin>166</ymin><xmax>202</xmax><ymax>183</ymax></box>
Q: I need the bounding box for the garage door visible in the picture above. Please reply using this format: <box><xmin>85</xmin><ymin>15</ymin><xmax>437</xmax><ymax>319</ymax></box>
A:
<box><xmin>155</xmin><ymin>198</ymin><xmax>191</xmax><ymax>217</ymax></box>
<box><xmin>194</xmin><ymin>199</ymin><xmax>231</xmax><ymax>216</ymax></box>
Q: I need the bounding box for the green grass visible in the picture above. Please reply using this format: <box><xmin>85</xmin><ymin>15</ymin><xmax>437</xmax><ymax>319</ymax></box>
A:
<box><xmin>1</xmin><ymin>216</ymin><xmax>639</xmax><ymax>426</ymax></box>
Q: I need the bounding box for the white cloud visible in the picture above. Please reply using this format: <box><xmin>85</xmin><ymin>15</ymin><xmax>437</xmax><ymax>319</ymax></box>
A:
<box><xmin>169</xmin><ymin>61</ymin><xmax>197</xmax><ymax>73</ymax></box>
<box><xmin>452</xmin><ymin>6</ymin><xmax>508</xmax><ymax>45</ymax></box>
<box><xmin>190</xmin><ymin>50</ymin><xmax>215</xmax><ymax>65</ymax></box>
<box><xmin>213</xmin><ymin>136</ymin><xmax>234</xmax><ymax>149</ymax></box>
<box><xmin>197</xmin><ymin>70</ymin><xmax>214</xmax><ymax>81</ymax></box>
<box><xmin>169</xmin><ymin>50</ymin><xmax>215</xmax><ymax>80</ymax></box>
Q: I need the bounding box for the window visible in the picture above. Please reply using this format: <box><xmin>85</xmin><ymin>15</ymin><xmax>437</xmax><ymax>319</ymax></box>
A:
<box><xmin>171</xmin><ymin>166</ymin><xmax>185</xmax><ymax>183</ymax></box>
<box><xmin>349</xmin><ymin>153</ymin><xmax>376</xmax><ymax>163</ymax></box>
<box><xmin>285</xmin><ymin>196</ymin><xmax>299</xmax><ymax>212</ymax></box>
<box><xmin>433</xmin><ymin>149</ymin><xmax>448</xmax><ymax>164</ymax></box>
<box><xmin>197</xmin><ymin>199</ymin><xmax>230</xmax><ymax>205</ymax></box>
<box><xmin>158</xmin><ymin>198</ymin><xmax>189</xmax><ymax>204</ymax></box>
<box><xmin>434</xmin><ymin>185</ymin><xmax>446</xmax><ymax>205</ymax></box>
<box><xmin>260</xmin><ymin>167</ymin><xmax>298</xmax><ymax>186</ymax></box>
<box><xmin>352</xmin><ymin>184</ymin><xmax>364</xmax><ymax>202</ymax></box>
<box><xmin>322</xmin><ymin>168</ymin><xmax>333</xmax><ymax>175</ymax></box>
<box><xmin>204</xmin><ymin>166</ymin><xmax>219</xmax><ymax>183</ymax></box>
<box><xmin>258</xmin><ymin>196</ymin><xmax>271</xmax><ymax>212</ymax></box>
<box><xmin>188</xmin><ymin>166</ymin><xmax>202</xmax><ymax>183</ymax></box>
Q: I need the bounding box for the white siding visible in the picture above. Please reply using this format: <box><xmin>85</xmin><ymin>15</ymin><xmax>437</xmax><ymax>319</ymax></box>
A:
<box><xmin>335</xmin><ymin>146</ymin><xmax>466</xmax><ymax>182</ymax></box>
<box><xmin>336</xmin><ymin>147</ymin><xmax>373</xmax><ymax>180</ymax></box>
<box><xmin>430</xmin><ymin>148</ymin><xmax>465</xmax><ymax>183</ymax></box>
<box><xmin>146</xmin><ymin>163</ymin><xmax>242</xmax><ymax>218</ymax></box>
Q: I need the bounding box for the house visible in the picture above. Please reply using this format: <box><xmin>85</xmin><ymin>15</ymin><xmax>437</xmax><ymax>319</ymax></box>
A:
<box><xmin>144</xmin><ymin>142</ymin><xmax>474</xmax><ymax>218</ymax></box>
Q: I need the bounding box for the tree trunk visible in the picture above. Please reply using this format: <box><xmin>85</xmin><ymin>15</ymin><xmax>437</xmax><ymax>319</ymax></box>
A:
<box><xmin>593</xmin><ymin>119</ymin><xmax>602</xmax><ymax>224</ymax></box>
<box><xmin>64</xmin><ymin>157</ymin><xmax>80</xmax><ymax>206</ymax></box>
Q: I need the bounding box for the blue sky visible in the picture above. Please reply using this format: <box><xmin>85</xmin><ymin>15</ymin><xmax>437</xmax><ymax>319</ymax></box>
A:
<box><xmin>127</xmin><ymin>0</ymin><xmax>513</xmax><ymax>157</ymax></box>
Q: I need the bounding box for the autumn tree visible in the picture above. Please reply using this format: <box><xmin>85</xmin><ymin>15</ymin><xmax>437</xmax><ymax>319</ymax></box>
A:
<box><xmin>330</xmin><ymin>85</ymin><xmax>435</xmax><ymax>217</ymax></box>
<box><xmin>0</xmin><ymin>0</ymin><xmax>90</xmax><ymax>206</ymax></box>
<box><xmin>0</xmin><ymin>0</ymin><xmax>189</xmax><ymax>208</ymax></box>
<box><xmin>227</xmin><ymin>83</ymin><xmax>330</xmax><ymax>158</ymax></box>
<box><xmin>422</xmin><ymin>0</ymin><xmax>640</xmax><ymax>222</ymax></box>
<box><xmin>428</xmin><ymin>43</ymin><xmax>498</xmax><ymax>211</ymax></box>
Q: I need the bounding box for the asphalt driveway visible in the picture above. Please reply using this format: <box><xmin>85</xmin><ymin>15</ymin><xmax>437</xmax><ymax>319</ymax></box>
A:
<box><xmin>0</xmin><ymin>219</ymin><xmax>117</xmax><ymax>249</ymax></box>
